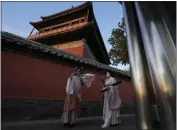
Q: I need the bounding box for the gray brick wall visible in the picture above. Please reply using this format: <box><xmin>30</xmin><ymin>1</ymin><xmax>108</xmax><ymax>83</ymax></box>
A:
<box><xmin>2</xmin><ymin>98</ymin><xmax>134</xmax><ymax>122</ymax></box>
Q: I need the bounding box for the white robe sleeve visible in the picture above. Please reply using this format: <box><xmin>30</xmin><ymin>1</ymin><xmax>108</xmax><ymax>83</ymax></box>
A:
<box><xmin>109</xmin><ymin>77</ymin><xmax>117</xmax><ymax>93</ymax></box>
<box><xmin>66</xmin><ymin>77</ymin><xmax>74</xmax><ymax>95</ymax></box>
<box><xmin>81</xmin><ymin>73</ymin><xmax>95</xmax><ymax>88</ymax></box>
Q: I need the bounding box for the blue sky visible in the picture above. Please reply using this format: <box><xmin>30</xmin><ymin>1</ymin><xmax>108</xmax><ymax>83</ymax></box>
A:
<box><xmin>2</xmin><ymin>1</ymin><xmax>129</xmax><ymax>70</ymax></box>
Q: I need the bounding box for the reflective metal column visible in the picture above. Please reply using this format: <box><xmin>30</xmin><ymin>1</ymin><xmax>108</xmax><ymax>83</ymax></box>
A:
<box><xmin>122</xmin><ymin>2</ymin><xmax>153</xmax><ymax>130</ymax></box>
<box><xmin>148</xmin><ymin>2</ymin><xmax>176</xmax><ymax>80</ymax></box>
<box><xmin>134</xmin><ymin>2</ymin><xmax>176</xmax><ymax>130</ymax></box>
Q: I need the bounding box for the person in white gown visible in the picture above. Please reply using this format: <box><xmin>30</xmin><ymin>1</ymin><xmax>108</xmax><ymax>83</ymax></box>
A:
<box><xmin>101</xmin><ymin>72</ymin><xmax>122</xmax><ymax>128</ymax></box>
<box><xmin>61</xmin><ymin>67</ymin><xmax>95</xmax><ymax>128</ymax></box>
<box><xmin>61</xmin><ymin>67</ymin><xmax>83</xmax><ymax>128</ymax></box>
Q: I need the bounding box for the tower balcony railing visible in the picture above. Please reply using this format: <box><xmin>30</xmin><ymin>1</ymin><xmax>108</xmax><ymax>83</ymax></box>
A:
<box><xmin>27</xmin><ymin>17</ymin><xmax>88</xmax><ymax>40</ymax></box>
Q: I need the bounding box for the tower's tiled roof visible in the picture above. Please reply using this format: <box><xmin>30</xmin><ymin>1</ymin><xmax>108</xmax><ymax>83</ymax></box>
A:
<box><xmin>30</xmin><ymin>2</ymin><xmax>91</xmax><ymax>25</ymax></box>
<box><xmin>41</xmin><ymin>2</ymin><xmax>91</xmax><ymax>21</ymax></box>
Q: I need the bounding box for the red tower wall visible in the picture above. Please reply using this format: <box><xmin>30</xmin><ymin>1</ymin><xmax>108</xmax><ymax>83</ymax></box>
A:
<box><xmin>83</xmin><ymin>44</ymin><xmax>97</xmax><ymax>61</ymax></box>
<box><xmin>60</xmin><ymin>46</ymin><xmax>85</xmax><ymax>57</ymax></box>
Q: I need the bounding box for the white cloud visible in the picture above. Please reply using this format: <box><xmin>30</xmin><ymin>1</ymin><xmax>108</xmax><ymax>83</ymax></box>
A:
<box><xmin>2</xmin><ymin>24</ymin><xmax>27</xmax><ymax>38</ymax></box>
<box><xmin>108</xmin><ymin>59</ymin><xmax>130</xmax><ymax>71</ymax></box>
<box><xmin>110</xmin><ymin>64</ymin><xmax>130</xmax><ymax>71</ymax></box>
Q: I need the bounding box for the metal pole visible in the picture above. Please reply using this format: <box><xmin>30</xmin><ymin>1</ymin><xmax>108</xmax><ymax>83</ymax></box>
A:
<box><xmin>134</xmin><ymin>2</ymin><xmax>176</xmax><ymax>130</ymax></box>
<box><xmin>148</xmin><ymin>2</ymin><xmax>176</xmax><ymax>80</ymax></box>
<box><xmin>122</xmin><ymin>2</ymin><xmax>153</xmax><ymax>130</ymax></box>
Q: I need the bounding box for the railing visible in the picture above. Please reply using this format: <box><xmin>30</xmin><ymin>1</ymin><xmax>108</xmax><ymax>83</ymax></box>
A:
<box><xmin>27</xmin><ymin>17</ymin><xmax>88</xmax><ymax>40</ymax></box>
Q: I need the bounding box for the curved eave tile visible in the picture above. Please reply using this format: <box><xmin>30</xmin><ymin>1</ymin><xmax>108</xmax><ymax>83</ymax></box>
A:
<box><xmin>50</xmin><ymin>50</ymin><xmax>57</xmax><ymax>55</ymax></box>
<box><xmin>84</xmin><ymin>60</ymin><xmax>88</xmax><ymax>64</ymax></box>
<box><xmin>69</xmin><ymin>56</ymin><xmax>74</xmax><ymax>60</ymax></box>
<box><xmin>99</xmin><ymin>66</ymin><xmax>103</xmax><ymax>69</ymax></box>
<box><xmin>96</xmin><ymin>64</ymin><xmax>100</xmax><ymax>68</ymax></box>
<box><xmin>74</xmin><ymin>57</ymin><xmax>79</xmax><ymax>62</ymax></box>
<box><xmin>42</xmin><ymin>49</ymin><xmax>49</xmax><ymax>53</ymax></box>
<box><xmin>79</xmin><ymin>59</ymin><xmax>84</xmax><ymax>63</ymax></box>
<box><xmin>63</xmin><ymin>54</ymin><xmax>69</xmax><ymax>58</ymax></box>
<box><xmin>56</xmin><ymin>52</ymin><xmax>63</xmax><ymax>57</ymax></box>
<box><xmin>16</xmin><ymin>41</ymin><xmax>26</xmax><ymax>46</ymax></box>
<box><xmin>89</xmin><ymin>62</ymin><xmax>93</xmax><ymax>65</ymax></box>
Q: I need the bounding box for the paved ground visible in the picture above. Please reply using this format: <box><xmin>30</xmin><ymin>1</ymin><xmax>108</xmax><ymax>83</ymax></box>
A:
<box><xmin>2</xmin><ymin>114</ymin><xmax>136</xmax><ymax>130</ymax></box>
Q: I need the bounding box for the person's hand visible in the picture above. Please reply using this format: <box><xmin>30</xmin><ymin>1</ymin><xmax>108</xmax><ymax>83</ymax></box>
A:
<box><xmin>78</xmin><ymin>94</ymin><xmax>82</xmax><ymax>102</ymax></box>
<box><xmin>101</xmin><ymin>87</ymin><xmax>109</xmax><ymax>93</ymax></box>
<box><xmin>105</xmin><ymin>84</ymin><xmax>111</xmax><ymax>87</ymax></box>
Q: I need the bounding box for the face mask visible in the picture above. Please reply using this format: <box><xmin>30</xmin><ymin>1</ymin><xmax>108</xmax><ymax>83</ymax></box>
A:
<box><xmin>106</xmin><ymin>73</ymin><xmax>110</xmax><ymax>78</ymax></box>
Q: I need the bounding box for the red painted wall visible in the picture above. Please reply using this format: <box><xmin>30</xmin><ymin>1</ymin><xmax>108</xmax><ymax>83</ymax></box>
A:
<box><xmin>2</xmin><ymin>51</ymin><xmax>134</xmax><ymax>104</ymax></box>
<box><xmin>57</xmin><ymin>45</ymin><xmax>97</xmax><ymax>62</ymax></box>
<box><xmin>83</xmin><ymin>45</ymin><xmax>97</xmax><ymax>61</ymax></box>
<box><xmin>61</xmin><ymin>46</ymin><xmax>84</xmax><ymax>57</ymax></box>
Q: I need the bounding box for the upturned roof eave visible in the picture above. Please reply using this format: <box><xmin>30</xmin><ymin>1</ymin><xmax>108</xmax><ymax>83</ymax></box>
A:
<box><xmin>30</xmin><ymin>1</ymin><xmax>92</xmax><ymax>28</ymax></box>
<box><xmin>41</xmin><ymin>1</ymin><xmax>91</xmax><ymax>20</ymax></box>
<box><xmin>28</xmin><ymin>21</ymin><xmax>93</xmax><ymax>41</ymax></box>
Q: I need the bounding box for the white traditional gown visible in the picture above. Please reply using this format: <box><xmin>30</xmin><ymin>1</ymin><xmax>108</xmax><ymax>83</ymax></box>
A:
<box><xmin>61</xmin><ymin>73</ymin><xmax>95</xmax><ymax>124</ymax></box>
<box><xmin>102</xmin><ymin>76</ymin><xmax>121</xmax><ymax>127</ymax></box>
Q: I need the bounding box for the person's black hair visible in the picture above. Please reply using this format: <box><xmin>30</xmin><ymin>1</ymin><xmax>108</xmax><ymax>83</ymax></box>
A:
<box><xmin>75</xmin><ymin>66</ymin><xmax>84</xmax><ymax>73</ymax></box>
<box><xmin>108</xmin><ymin>71</ymin><xmax>114</xmax><ymax>77</ymax></box>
